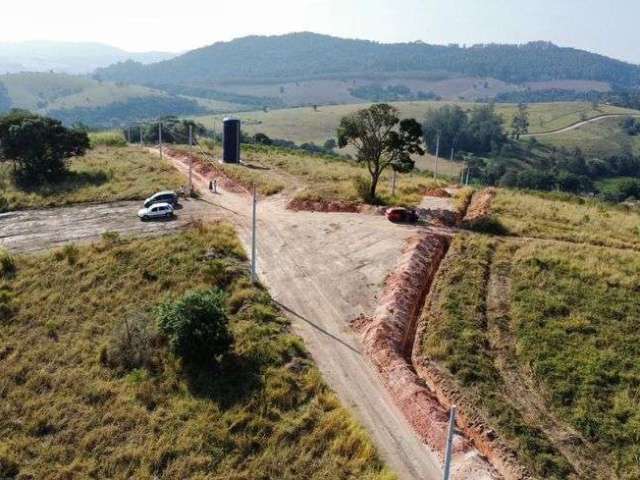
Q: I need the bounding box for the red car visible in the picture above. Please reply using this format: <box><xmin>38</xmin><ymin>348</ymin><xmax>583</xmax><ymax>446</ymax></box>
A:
<box><xmin>385</xmin><ymin>207</ymin><xmax>419</xmax><ymax>223</ymax></box>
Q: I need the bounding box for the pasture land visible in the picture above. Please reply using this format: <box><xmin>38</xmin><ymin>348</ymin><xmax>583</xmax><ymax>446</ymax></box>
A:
<box><xmin>0</xmin><ymin>225</ymin><xmax>394</xmax><ymax>479</ymax></box>
<box><xmin>0</xmin><ymin>146</ymin><xmax>183</xmax><ymax>211</ymax></box>
<box><xmin>193</xmin><ymin>101</ymin><xmax>638</xmax><ymax>146</ymax></box>
<box><xmin>535</xmin><ymin>116</ymin><xmax>640</xmax><ymax>157</ymax></box>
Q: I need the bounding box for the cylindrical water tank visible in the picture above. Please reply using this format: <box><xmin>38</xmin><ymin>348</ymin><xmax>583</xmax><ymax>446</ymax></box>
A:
<box><xmin>223</xmin><ymin>117</ymin><xmax>241</xmax><ymax>163</ymax></box>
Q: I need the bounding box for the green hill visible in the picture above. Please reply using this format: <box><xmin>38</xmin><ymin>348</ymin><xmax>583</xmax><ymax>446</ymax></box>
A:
<box><xmin>96</xmin><ymin>33</ymin><xmax>640</xmax><ymax>88</ymax></box>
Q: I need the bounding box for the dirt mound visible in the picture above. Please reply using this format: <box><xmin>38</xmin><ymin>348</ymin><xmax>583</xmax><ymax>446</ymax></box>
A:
<box><xmin>462</xmin><ymin>188</ymin><xmax>497</xmax><ymax>226</ymax></box>
<box><xmin>425</xmin><ymin>187</ymin><xmax>452</xmax><ymax>198</ymax></box>
<box><xmin>353</xmin><ymin>233</ymin><xmax>499</xmax><ymax>479</ymax></box>
<box><xmin>287</xmin><ymin>198</ymin><xmax>361</xmax><ymax>213</ymax></box>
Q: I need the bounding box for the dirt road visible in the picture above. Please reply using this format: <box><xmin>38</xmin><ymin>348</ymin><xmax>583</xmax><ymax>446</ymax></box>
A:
<box><xmin>523</xmin><ymin>113</ymin><xmax>640</xmax><ymax>137</ymax></box>
<box><xmin>0</xmin><ymin>198</ymin><xmax>213</xmax><ymax>252</ymax></box>
<box><xmin>166</xmin><ymin>153</ymin><xmax>447</xmax><ymax>480</ymax></box>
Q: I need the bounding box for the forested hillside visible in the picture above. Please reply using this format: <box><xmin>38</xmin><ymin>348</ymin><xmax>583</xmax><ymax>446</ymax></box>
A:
<box><xmin>95</xmin><ymin>33</ymin><xmax>640</xmax><ymax>87</ymax></box>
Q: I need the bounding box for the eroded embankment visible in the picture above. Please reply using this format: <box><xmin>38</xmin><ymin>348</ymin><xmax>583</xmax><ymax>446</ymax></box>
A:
<box><xmin>352</xmin><ymin>232</ymin><xmax>499</xmax><ymax>479</ymax></box>
<box><xmin>461</xmin><ymin>188</ymin><xmax>497</xmax><ymax>227</ymax></box>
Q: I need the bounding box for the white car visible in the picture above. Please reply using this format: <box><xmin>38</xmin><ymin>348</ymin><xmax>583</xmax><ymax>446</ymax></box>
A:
<box><xmin>138</xmin><ymin>202</ymin><xmax>174</xmax><ymax>221</ymax></box>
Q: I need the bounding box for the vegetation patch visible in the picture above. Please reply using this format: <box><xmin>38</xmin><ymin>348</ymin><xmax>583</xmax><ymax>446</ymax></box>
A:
<box><xmin>492</xmin><ymin>190</ymin><xmax>640</xmax><ymax>249</ymax></box>
<box><xmin>0</xmin><ymin>225</ymin><xmax>393</xmax><ymax>479</ymax></box>
<box><xmin>0</xmin><ymin>146</ymin><xmax>183</xmax><ymax>210</ymax></box>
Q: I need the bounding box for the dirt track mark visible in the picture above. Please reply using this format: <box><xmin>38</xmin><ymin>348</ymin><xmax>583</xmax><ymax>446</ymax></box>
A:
<box><xmin>522</xmin><ymin>113</ymin><xmax>640</xmax><ymax>137</ymax></box>
<box><xmin>486</xmin><ymin>242</ymin><xmax>615</xmax><ymax>480</ymax></box>
<box><xmin>0</xmin><ymin>199</ymin><xmax>214</xmax><ymax>252</ymax></box>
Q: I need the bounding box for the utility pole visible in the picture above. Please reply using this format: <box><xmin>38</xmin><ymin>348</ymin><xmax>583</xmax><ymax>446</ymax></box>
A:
<box><xmin>465</xmin><ymin>164</ymin><xmax>471</xmax><ymax>185</ymax></box>
<box><xmin>139</xmin><ymin>125</ymin><xmax>143</xmax><ymax>147</ymax></box>
<box><xmin>159</xmin><ymin>122</ymin><xmax>163</xmax><ymax>161</ymax></box>
<box><xmin>443</xmin><ymin>405</ymin><xmax>457</xmax><ymax>480</ymax></box>
<box><xmin>188</xmin><ymin>125</ymin><xmax>193</xmax><ymax>192</ymax></box>
<box><xmin>434</xmin><ymin>133</ymin><xmax>440</xmax><ymax>179</ymax></box>
<box><xmin>251</xmin><ymin>185</ymin><xmax>257</xmax><ymax>284</ymax></box>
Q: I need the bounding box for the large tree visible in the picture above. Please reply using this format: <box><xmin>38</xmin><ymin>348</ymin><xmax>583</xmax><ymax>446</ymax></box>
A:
<box><xmin>337</xmin><ymin>103</ymin><xmax>424</xmax><ymax>200</ymax></box>
<box><xmin>0</xmin><ymin>110</ymin><xmax>89</xmax><ymax>185</ymax></box>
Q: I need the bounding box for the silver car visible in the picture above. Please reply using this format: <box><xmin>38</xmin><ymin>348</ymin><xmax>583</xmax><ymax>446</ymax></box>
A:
<box><xmin>138</xmin><ymin>202</ymin><xmax>174</xmax><ymax>221</ymax></box>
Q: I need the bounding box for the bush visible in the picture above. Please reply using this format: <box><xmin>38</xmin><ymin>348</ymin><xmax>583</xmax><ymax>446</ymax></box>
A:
<box><xmin>0</xmin><ymin>249</ymin><xmax>15</xmax><ymax>278</ymax></box>
<box><xmin>352</xmin><ymin>177</ymin><xmax>373</xmax><ymax>203</ymax></box>
<box><xmin>100</xmin><ymin>313</ymin><xmax>162</xmax><ymax>373</ymax></box>
<box><xmin>0</xmin><ymin>193</ymin><xmax>8</xmax><ymax>213</ymax></box>
<box><xmin>156</xmin><ymin>289</ymin><xmax>232</xmax><ymax>364</ymax></box>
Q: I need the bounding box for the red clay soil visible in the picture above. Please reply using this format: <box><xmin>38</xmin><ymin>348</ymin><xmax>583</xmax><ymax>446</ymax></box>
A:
<box><xmin>287</xmin><ymin>198</ymin><xmax>361</xmax><ymax>213</ymax></box>
<box><xmin>352</xmin><ymin>233</ymin><xmax>499</xmax><ymax>479</ymax></box>
<box><xmin>461</xmin><ymin>188</ymin><xmax>497</xmax><ymax>226</ymax></box>
<box><xmin>164</xmin><ymin>147</ymin><xmax>247</xmax><ymax>194</ymax></box>
<box><xmin>424</xmin><ymin>187</ymin><xmax>452</xmax><ymax>198</ymax></box>
<box><xmin>412</xmin><ymin>312</ymin><xmax>532</xmax><ymax>479</ymax></box>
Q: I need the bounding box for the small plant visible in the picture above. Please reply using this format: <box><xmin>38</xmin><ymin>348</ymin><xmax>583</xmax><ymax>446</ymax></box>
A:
<box><xmin>100</xmin><ymin>312</ymin><xmax>162</xmax><ymax>373</ymax></box>
<box><xmin>56</xmin><ymin>244</ymin><xmax>80</xmax><ymax>265</ymax></box>
<box><xmin>0</xmin><ymin>287</ymin><xmax>14</xmax><ymax>323</ymax></box>
<box><xmin>156</xmin><ymin>288</ymin><xmax>233</xmax><ymax>364</ymax></box>
<box><xmin>0</xmin><ymin>193</ymin><xmax>8</xmax><ymax>213</ymax></box>
<box><xmin>101</xmin><ymin>231</ymin><xmax>121</xmax><ymax>245</ymax></box>
<box><xmin>0</xmin><ymin>249</ymin><xmax>16</xmax><ymax>278</ymax></box>
<box><xmin>352</xmin><ymin>176</ymin><xmax>373</xmax><ymax>203</ymax></box>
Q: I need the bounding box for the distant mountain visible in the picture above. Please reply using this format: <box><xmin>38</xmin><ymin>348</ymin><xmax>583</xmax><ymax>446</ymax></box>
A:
<box><xmin>95</xmin><ymin>32</ymin><xmax>640</xmax><ymax>88</ymax></box>
<box><xmin>0</xmin><ymin>41</ymin><xmax>176</xmax><ymax>74</ymax></box>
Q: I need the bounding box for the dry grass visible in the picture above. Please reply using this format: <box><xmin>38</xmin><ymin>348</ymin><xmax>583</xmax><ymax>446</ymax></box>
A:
<box><xmin>241</xmin><ymin>145</ymin><xmax>443</xmax><ymax>206</ymax></box>
<box><xmin>0</xmin><ymin>225</ymin><xmax>395</xmax><ymax>479</ymax></box>
<box><xmin>492</xmin><ymin>190</ymin><xmax>640</xmax><ymax>249</ymax></box>
<box><xmin>0</xmin><ymin>146</ymin><xmax>184</xmax><ymax>211</ymax></box>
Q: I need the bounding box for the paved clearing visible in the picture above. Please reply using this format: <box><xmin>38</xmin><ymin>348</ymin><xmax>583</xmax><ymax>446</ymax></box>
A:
<box><xmin>0</xmin><ymin>198</ymin><xmax>213</xmax><ymax>252</ymax></box>
<box><xmin>0</xmin><ymin>151</ymin><xmax>451</xmax><ymax>480</ymax></box>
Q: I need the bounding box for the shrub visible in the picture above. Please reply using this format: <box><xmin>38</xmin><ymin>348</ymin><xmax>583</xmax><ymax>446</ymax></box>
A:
<box><xmin>0</xmin><ymin>249</ymin><xmax>16</xmax><ymax>278</ymax></box>
<box><xmin>100</xmin><ymin>312</ymin><xmax>162</xmax><ymax>373</ymax></box>
<box><xmin>0</xmin><ymin>287</ymin><xmax>14</xmax><ymax>323</ymax></box>
<box><xmin>352</xmin><ymin>176</ymin><xmax>373</xmax><ymax>203</ymax></box>
<box><xmin>0</xmin><ymin>193</ymin><xmax>8</xmax><ymax>213</ymax></box>
<box><xmin>156</xmin><ymin>289</ymin><xmax>233</xmax><ymax>364</ymax></box>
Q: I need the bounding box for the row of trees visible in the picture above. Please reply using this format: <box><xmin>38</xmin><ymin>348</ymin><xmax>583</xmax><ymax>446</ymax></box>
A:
<box><xmin>421</xmin><ymin>104</ymin><xmax>511</xmax><ymax>157</ymax></box>
<box><xmin>0</xmin><ymin>110</ymin><xmax>89</xmax><ymax>185</ymax></box>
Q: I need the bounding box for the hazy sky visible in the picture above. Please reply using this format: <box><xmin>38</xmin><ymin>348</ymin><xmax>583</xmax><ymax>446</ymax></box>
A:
<box><xmin>2</xmin><ymin>0</ymin><xmax>639</xmax><ymax>63</ymax></box>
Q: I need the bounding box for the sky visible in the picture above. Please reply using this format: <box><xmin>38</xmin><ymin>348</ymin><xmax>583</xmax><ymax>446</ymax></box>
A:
<box><xmin>2</xmin><ymin>0</ymin><xmax>640</xmax><ymax>63</ymax></box>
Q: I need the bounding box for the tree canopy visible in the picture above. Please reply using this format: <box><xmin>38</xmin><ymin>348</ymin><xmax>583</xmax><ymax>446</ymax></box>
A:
<box><xmin>337</xmin><ymin>103</ymin><xmax>424</xmax><ymax>201</ymax></box>
<box><xmin>423</xmin><ymin>104</ymin><xmax>507</xmax><ymax>157</ymax></box>
<box><xmin>0</xmin><ymin>110</ymin><xmax>89</xmax><ymax>185</ymax></box>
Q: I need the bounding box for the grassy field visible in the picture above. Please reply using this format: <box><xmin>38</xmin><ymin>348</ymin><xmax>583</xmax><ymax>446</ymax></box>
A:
<box><xmin>0</xmin><ymin>225</ymin><xmax>394</xmax><ymax>479</ymax></box>
<box><xmin>420</xmin><ymin>190</ymin><xmax>640</xmax><ymax>478</ymax></box>
<box><xmin>0</xmin><ymin>72</ymin><xmax>162</xmax><ymax>112</ymax></box>
<box><xmin>420</xmin><ymin>227</ymin><xmax>640</xmax><ymax>479</ymax></box>
<box><xmin>181</xmin><ymin>144</ymin><xmax>445</xmax><ymax>206</ymax></box>
<box><xmin>490</xmin><ymin>190</ymin><xmax>640</xmax><ymax>250</ymax></box>
<box><xmin>0</xmin><ymin>146</ymin><xmax>183</xmax><ymax>211</ymax></box>
<box><xmin>192</xmin><ymin>101</ymin><xmax>639</xmax><ymax>146</ymax></box>
<box><xmin>535</xmin><ymin>116</ymin><xmax>640</xmax><ymax>157</ymax></box>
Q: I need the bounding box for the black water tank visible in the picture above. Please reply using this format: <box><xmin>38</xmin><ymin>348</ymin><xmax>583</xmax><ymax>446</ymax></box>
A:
<box><xmin>223</xmin><ymin>117</ymin><xmax>241</xmax><ymax>163</ymax></box>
